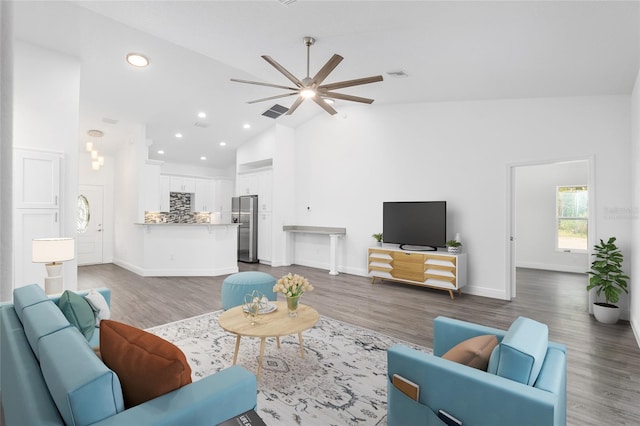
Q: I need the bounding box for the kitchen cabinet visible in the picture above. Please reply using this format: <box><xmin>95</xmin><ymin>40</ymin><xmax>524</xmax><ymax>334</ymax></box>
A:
<box><xmin>258</xmin><ymin>212</ymin><xmax>272</xmax><ymax>263</ymax></box>
<box><xmin>159</xmin><ymin>176</ymin><xmax>170</xmax><ymax>211</ymax></box>
<box><xmin>257</xmin><ymin>169</ymin><xmax>272</xmax><ymax>212</ymax></box>
<box><xmin>170</xmin><ymin>176</ymin><xmax>196</xmax><ymax>193</ymax></box>
<box><xmin>194</xmin><ymin>178</ymin><xmax>215</xmax><ymax>212</ymax></box>
<box><xmin>237</xmin><ymin>173</ymin><xmax>259</xmax><ymax>196</ymax></box>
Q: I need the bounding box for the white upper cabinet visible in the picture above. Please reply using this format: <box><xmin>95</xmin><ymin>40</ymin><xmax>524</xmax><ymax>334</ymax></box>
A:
<box><xmin>170</xmin><ymin>176</ymin><xmax>196</xmax><ymax>193</ymax></box>
<box><xmin>159</xmin><ymin>175</ymin><xmax>170</xmax><ymax>212</ymax></box>
<box><xmin>237</xmin><ymin>173</ymin><xmax>259</xmax><ymax>196</ymax></box>
<box><xmin>194</xmin><ymin>178</ymin><xmax>215</xmax><ymax>212</ymax></box>
<box><xmin>14</xmin><ymin>149</ymin><xmax>61</xmax><ymax>209</ymax></box>
<box><xmin>257</xmin><ymin>169</ymin><xmax>272</xmax><ymax>212</ymax></box>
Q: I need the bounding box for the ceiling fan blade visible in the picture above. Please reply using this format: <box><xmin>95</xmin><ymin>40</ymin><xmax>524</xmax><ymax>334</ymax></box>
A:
<box><xmin>262</xmin><ymin>55</ymin><xmax>304</xmax><ymax>88</ymax></box>
<box><xmin>230</xmin><ymin>78</ymin><xmax>298</xmax><ymax>91</ymax></box>
<box><xmin>311</xmin><ymin>54</ymin><xmax>343</xmax><ymax>87</ymax></box>
<box><xmin>320</xmin><ymin>75</ymin><xmax>383</xmax><ymax>91</ymax></box>
<box><xmin>322</xmin><ymin>91</ymin><xmax>375</xmax><ymax>104</ymax></box>
<box><xmin>312</xmin><ymin>96</ymin><xmax>338</xmax><ymax>115</ymax></box>
<box><xmin>247</xmin><ymin>92</ymin><xmax>300</xmax><ymax>104</ymax></box>
<box><xmin>285</xmin><ymin>96</ymin><xmax>305</xmax><ymax>115</ymax></box>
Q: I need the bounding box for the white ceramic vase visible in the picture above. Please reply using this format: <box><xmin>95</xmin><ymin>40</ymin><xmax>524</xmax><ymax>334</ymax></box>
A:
<box><xmin>592</xmin><ymin>303</ymin><xmax>620</xmax><ymax>324</ymax></box>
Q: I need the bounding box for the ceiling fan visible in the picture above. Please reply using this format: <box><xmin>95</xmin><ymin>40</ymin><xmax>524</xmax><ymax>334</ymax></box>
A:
<box><xmin>231</xmin><ymin>36</ymin><xmax>383</xmax><ymax>116</ymax></box>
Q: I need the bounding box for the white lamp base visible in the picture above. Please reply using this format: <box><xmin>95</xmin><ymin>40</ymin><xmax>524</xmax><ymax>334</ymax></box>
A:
<box><xmin>44</xmin><ymin>262</ymin><xmax>64</xmax><ymax>295</ymax></box>
<box><xmin>45</xmin><ymin>276</ymin><xmax>63</xmax><ymax>295</ymax></box>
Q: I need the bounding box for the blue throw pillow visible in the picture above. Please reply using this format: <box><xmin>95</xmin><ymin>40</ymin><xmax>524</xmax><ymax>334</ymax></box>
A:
<box><xmin>57</xmin><ymin>290</ymin><xmax>95</xmax><ymax>341</ymax></box>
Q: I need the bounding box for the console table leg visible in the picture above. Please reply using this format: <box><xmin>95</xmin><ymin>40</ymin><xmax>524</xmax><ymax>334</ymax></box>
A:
<box><xmin>329</xmin><ymin>234</ymin><xmax>340</xmax><ymax>275</ymax></box>
<box><xmin>448</xmin><ymin>290</ymin><xmax>455</xmax><ymax>300</ymax></box>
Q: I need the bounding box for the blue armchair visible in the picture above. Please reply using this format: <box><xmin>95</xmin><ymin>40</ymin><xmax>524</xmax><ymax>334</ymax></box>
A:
<box><xmin>387</xmin><ymin>316</ymin><xmax>566</xmax><ymax>426</ymax></box>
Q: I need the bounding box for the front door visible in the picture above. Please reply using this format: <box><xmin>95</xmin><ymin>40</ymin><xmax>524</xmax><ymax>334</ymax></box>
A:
<box><xmin>77</xmin><ymin>185</ymin><xmax>104</xmax><ymax>265</ymax></box>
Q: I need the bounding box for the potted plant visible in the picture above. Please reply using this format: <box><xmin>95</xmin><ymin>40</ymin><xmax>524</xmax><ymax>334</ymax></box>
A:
<box><xmin>372</xmin><ymin>233</ymin><xmax>383</xmax><ymax>246</ymax></box>
<box><xmin>586</xmin><ymin>237</ymin><xmax>629</xmax><ymax>324</ymax></box>
<box><xmin>446</xmin><ymin>239</ymin><xmax>462</xmax><ymax>254</ymax></box>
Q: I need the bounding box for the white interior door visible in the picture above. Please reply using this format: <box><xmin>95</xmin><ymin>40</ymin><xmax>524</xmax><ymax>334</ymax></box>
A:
<box><xmin>77</xmin><ymin>185</ymin><xmax>104</xmax><ymax>265</ymax></box>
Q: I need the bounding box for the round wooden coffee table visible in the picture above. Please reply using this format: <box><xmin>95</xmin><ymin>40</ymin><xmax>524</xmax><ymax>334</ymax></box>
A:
<box><xmin>218</xmin><ymin>300</ymin><xmax>319</xmax><ymax>380</ymax></box>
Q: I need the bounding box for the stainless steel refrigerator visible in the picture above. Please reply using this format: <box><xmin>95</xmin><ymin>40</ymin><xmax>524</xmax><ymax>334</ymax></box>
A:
<box><xmin>232</xmin><ymin>195</ymin><xmax>258</xmax><ymax>263</ymax></box>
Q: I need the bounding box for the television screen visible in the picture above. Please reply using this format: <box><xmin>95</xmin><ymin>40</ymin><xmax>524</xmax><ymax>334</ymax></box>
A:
<box><xmin>383</xmin><ymin>201</ymin><xmax>447</xmax><ymax>249</ymax></box>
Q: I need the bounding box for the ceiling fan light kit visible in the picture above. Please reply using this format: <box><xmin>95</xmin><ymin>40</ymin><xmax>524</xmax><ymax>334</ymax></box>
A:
<box><xmin>231</xmin><ymin>36</ymin><xmax>383</xmax><ymax>116</ymax></box>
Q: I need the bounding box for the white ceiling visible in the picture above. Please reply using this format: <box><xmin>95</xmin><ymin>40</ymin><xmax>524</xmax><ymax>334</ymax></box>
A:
<box><xmin>12</xmin><ymin>1</ymin><xmax>640</xmax><ymax>169</ymax></box>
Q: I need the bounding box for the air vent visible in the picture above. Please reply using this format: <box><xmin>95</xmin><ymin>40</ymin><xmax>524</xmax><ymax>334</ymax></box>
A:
<box><xmin>277</xmin><ymin>0</ymin><xmax>297</xmax><ymax>5</ymax></box>
<box><xmin>262</xmin><ymin>104</ymin><xmax>289</xmax><ymax>119</ymax></box>
<box><xmin>194</xmin><ymin>122</ymin><xmax>209</xmax><ymax>128</ymax></box>
<box><xmin>386</xmin><ymin>70</ymin><xmax>409</xmax><ymax>78</ymax></box>
<box><xmin>102</xmin><ymin>117</ymin><xmax>119</xmax><ymax>124</ymax></box>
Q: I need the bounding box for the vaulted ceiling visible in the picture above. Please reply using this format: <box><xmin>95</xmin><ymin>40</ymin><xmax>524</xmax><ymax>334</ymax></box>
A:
<box><xmin>12</xmin><ymin>1</ymin><xmax>640</xmax><ymax>169</ymax></box>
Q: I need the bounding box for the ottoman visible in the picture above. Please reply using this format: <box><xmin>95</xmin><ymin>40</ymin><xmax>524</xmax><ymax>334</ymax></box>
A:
<box><xmin>221</xmin><ymin>271</ymin><xmax>277</xmax><ymax>310</ymax></box>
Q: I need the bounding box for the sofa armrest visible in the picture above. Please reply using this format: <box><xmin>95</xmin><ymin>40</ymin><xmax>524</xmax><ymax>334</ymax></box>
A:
<box><xmin>388</xmin><ymin>345</ymin><xmax>560</xmax><ymax>426</ymax></box>
<box><xmin>91</xmin><ymin>365</ymin><xmax>257</xmax><ymax>426</ymax></box>
<box><xmin>433</xmin><ymin>316</ymin><xmax>506</xmax><ymax>356</ymax></box>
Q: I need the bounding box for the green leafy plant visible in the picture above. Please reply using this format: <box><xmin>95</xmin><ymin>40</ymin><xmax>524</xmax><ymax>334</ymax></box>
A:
<box><xmin>586</xmin><ymin>237</ymin><xmax>629</xmax><ymax>306</ymax></box>
<box><xmin>446</xmin><ymin>239</ymin><xmax>462</xmax><ymax>248</ymax></box>
<box><xmin>372</xmin><ymin>233</ymin><xmax>383</xmax><ymax>242</ymax></box>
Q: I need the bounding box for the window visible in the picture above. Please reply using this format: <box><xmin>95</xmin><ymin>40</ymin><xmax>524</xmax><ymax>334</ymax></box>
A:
<box><xmin>77</xmin><ymin>195</ymin><xmax>90</xmax><ymax>233</ymax></box>
<box><xmin>556</xmin><ymin>185</ymin><xmax>588</xmax><ymax>251</ymax></box>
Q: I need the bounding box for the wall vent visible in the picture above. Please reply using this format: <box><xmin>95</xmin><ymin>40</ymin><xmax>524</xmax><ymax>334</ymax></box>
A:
<box><xmin>262</xmin><ymin>104</ymin><xmax>289</xmax><ymax>119</ymax></box>
<box><xmin>277</xmin><ymin>0</ymin><xmax>297</xmax><ymax>6</ymax></box>
<box><xmin>386</xmin><ymin>70</ymin><xmax>409</xmax><ymax>78</ymax></box>
<box><xmin>194</xmin><ymin>121</ymin><xmax>209</xmax><ymax>128</ymax></box>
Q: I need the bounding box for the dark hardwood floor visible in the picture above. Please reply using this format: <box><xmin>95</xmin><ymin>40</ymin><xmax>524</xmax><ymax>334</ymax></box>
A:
<box><xmin>78</xmin><ymin>263</ymin><xmax>640</xmax><ymax>426</ymax></box>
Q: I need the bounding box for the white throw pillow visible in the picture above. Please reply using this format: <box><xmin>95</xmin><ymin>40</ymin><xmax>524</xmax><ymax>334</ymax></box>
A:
<box><xmin>85</xmin><ymin>289</ymin><xmax>111</xmax><ymax>326</ymax></box>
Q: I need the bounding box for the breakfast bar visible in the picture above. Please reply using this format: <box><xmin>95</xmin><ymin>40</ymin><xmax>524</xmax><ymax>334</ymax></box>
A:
<box><xmin>129</xmin><ymin>223</ymin><xmax>239</xmax><ymax>277</ymax></box>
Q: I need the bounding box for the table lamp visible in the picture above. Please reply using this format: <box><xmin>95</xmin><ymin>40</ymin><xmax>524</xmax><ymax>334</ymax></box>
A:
<box><xmin>32</xmin><ymin>237</ymin><xmax>75</xmax><ymax>294</ymax></box>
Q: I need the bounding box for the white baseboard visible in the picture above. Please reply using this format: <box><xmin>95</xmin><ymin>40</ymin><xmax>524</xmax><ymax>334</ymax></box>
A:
<box><xmin>112</xmin><ymin>258</ymin><xmax>238</xmax><ymax>277</ymax></box>
<box><xmin>516</xmin><ymin>261</ymin><xmax>587</xmax><ymax>274</ymax></box>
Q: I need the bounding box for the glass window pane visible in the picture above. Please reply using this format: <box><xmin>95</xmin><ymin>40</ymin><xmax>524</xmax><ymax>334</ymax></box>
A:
<box><xmin>557</xmin><ymin>185</ymin><xmax>588</xmax><ymax>251</ymax></box>
<box><xmin>77</xmin><ymin>195</ymin><xmax>90</xmax><ymax>233</ymax></box>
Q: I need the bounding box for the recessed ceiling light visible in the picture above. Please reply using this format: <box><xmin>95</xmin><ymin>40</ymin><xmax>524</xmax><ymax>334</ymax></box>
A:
<box><xmin>243</xmin><ymin>123</ymin><xmax>251</xmax><ymax>129</ymax></box>
<box><xmin>219</xmin><ymin>141</ymin><xmax>226</xmax><ymax>147</ymax></box>
<box><xmin>126</xmin><ymin>53</ymin><xmax>149</xmax><ymax>68</ymax></box>
<box><xmin>175</xmin><ymin>133</ymin><xmax>183</xmax><ymax>138</ymax></box>
<box><xmin>157</xmin><ymin>150</ymin><xmax>165</xmax><ymax>154</ymax></box>
<box><xmin>200</xmin><ymin>156</ymin><xmax>207</xmax><ymax>160</ymax></box>
<box><xmin>127</xmin><ymin>53</ymin><xmax>149</xmax><ymax>68</ymax></box>
<box><xmin>198</xmin><ymin>112</ymin><xmax>207</xmax><ymax>119</ymax></box>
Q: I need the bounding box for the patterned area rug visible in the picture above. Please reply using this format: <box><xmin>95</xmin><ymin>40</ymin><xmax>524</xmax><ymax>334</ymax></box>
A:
<box><xmin>147</xmin><ymin>310</ymin><xmax>431</xmax><ymax>426</ymax></box>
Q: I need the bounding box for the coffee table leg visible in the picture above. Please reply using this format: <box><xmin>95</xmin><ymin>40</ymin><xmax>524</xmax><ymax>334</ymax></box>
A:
<box><xmin>298</xmin><ymin>332</ymin><xmax>305</xmax><ymax>358</ymax></box>
<box><xmin>232</xmin><ymin>335</ymin><xmax>241</xmax><ymax>365</ymax></box>
<box><xmin>276</xmin><ymin>336</ymin><xmax>281</xmax><ymax>348</ymax></box>
<box><xmin>256</xmin><ymin>337</ymin><xmax>266</xmax><ymax>381</ymax></box>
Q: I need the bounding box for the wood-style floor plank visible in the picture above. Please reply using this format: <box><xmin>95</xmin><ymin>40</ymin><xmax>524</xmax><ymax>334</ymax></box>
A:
<box><xmin>78</xmin><ymin>263</ymin><xmax>640</xmax><ymax>425</ymax></box>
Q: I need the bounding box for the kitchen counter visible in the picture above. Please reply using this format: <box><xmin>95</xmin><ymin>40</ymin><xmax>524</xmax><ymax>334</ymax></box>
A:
<box><xmin>126</xmin><ymin>222</ymin><xmax>239</xmax><ymax>276</ymax></box>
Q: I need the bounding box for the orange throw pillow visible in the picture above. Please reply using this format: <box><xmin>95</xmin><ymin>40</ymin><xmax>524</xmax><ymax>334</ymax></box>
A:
<box><xmin>442</xmin><ymin>334</ymin><xmax>499</xmax><ymax>371</ymax></box>
<box><xmin>99</xmin><ymin>320</ymin><xmax>192</xmax><ymax>408</ymax></box>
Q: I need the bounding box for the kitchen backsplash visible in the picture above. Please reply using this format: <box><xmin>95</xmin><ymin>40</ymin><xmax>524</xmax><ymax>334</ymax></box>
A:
<box><xmin>144</xmin><ymin>192</ymin><xmax>211</xmax><ymax>223</ymax></box>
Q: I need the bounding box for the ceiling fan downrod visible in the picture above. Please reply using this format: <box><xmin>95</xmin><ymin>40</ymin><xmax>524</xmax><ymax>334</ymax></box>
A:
<box><xmin>303</xmin><ymin>36</ymin><xmax>315</xmax><ymax>83</ymax></box>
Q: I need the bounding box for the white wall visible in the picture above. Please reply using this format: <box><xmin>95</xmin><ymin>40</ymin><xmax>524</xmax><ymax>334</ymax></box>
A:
<box><xmin>291</xmin><ymin>96</ymin><xmax>632</xmax><ymax>300</ymax></box>
<box><xmin>78</xmin><ymin>152</ymin><xmax>116</xmax><ymax>263</ymax></box>
<box><xmin>0</xmin><ymin>0</ymin><xmax>13</xmax><ymax>301</ymax></box>
<box><xmin>631</xmin><ymin>67</ymin><xmax>639</xmax><ymax>345</ymax></box>
<box><xmin>515</xmin><ymin>161</ymin><xmax>589</xmax><ymax>273</ymax></box>
<box><xmin>160</xmin><ymin>161</ymin><xmax>235</xmax><ymax>179</ymax></box>
<box><xmin>11</xmin><ymin>40</ymin><xmax>79</xmax><ymax>294</ymax></box>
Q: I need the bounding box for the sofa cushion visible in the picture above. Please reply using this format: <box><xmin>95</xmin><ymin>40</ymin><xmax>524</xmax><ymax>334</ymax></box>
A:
<box><xmin>85</xmin><ymin>289</ymin><xmax>111</xmax><ymax>326</ymax></box>
<box><xmin>22</xmin><ymin>300</ymin><xmax>71</xmax><ymax>359</ymax></box>
<box><xmin>442</xmin><ymin>334</ymin><xmax>499</xmax><ymax>371</ymax></box>
<box><xmin>39</xmin><ymin>327</ymin><xmax>124</xmax><ymax>426</ymax></box>
<box><xmin>100</xmin><ymin>320</ymin><xmax>192</xmax><ymax>408</ymax></box>
<box><xmin>13</xmin><ymin>284</ymin><xmax>48</xmax><ymax>323</ymax></box>
<box><xmin>487</xmin><ymin>317</ymin><xmax>548</xmax><ymax>385</ymax></box>
<box><xmin>58</xmin><ymin>290</ymin><xmax>96</xmax><ymax>341</ymax></box>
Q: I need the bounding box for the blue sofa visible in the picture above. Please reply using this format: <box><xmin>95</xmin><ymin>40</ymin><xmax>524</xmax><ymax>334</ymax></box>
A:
<box><xmin>1</xmin><ymin>284</ymin><xmax>257</xmax><ymax>426</ymax></box>
<box><xmin>387</xmin><ymin>316</ymin><xmax>566</xmax><ymax>426</ymax></box>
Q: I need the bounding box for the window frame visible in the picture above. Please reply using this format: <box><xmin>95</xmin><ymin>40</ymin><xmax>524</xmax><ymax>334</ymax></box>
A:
<box><xmin>555</xmin><ymin>185</ymin><xmax>588</xmax><ymax>253</ymax></box>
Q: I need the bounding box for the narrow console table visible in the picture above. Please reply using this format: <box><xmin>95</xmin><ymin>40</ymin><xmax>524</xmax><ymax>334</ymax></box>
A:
<box><xmin>368</xmin><ymin>246</ymin><xmax>467</xmax><ymax>299</ymax></box>
<box><xmin>283</xmin><ymin>226</ymin><xmax>346</xmax><ymax>275</ymax></box>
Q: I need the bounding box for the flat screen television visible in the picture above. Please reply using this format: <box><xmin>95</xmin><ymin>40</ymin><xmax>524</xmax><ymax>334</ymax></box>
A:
<box><xmin>383</xmin><ymin>201</ymin><xmax>446</xmax><ymax>250</ymax></box>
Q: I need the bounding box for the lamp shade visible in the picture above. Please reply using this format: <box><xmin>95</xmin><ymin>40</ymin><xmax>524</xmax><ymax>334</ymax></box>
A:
<box><xmin>32</xmin><ymin>238</ymin><xmax>75</xmax><ymax>263</ymax></box>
